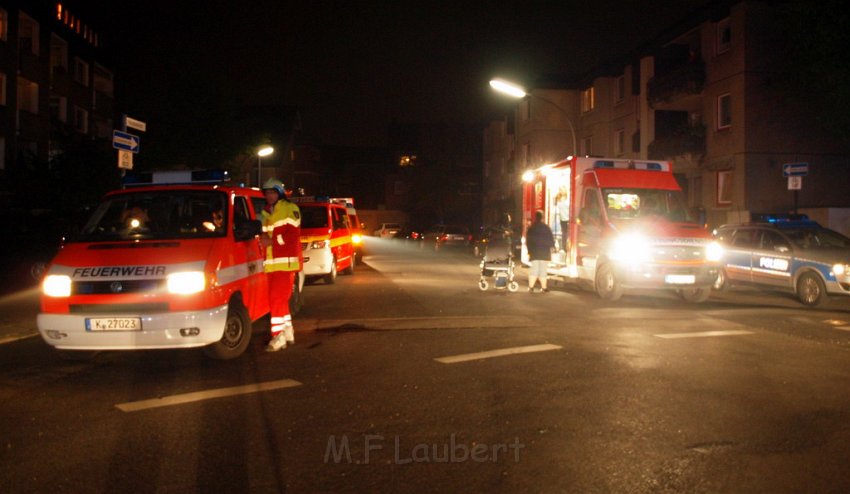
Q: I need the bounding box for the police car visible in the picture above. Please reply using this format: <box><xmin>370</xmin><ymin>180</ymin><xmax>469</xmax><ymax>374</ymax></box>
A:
<box><xmin>713</xmin><ymin>214</ymin><xmax>850</xmax><ymax>307</ymax></box>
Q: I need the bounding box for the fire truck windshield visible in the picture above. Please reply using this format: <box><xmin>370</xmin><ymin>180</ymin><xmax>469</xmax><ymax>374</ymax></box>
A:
<box><xmin>74</xmin><ymin>190</ymin><xmax>229</xmax><ymax>241</ymax></box>
<box><xmin>603</xmin><ymin>188</ymin><xmax>693</xmax><ymax>223</ymax></box>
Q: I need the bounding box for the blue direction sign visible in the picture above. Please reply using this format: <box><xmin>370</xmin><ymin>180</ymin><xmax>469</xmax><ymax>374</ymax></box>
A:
<box><xmin>112</xmin><ymin>130</ymin><xmax>140</xmax><ymax>153</ymax></box>
<box><xmin>783</xmin><ymin>162</ymin><xmax>808</xmax><ymax>177</ymax></box>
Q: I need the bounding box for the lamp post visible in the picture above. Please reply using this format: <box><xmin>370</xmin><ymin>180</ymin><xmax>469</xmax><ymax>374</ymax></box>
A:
<box><xmin>257</xmin><ymin>145</ymin><xmax>274</xmax><ymax>187</ymax></box>
<box><xmin>489</xmin><ymin>78</ymin><xmax>577</xmax><ymax>157</ymax></box>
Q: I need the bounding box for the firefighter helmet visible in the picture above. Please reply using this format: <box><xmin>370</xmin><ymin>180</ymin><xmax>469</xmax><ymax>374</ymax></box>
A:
<box><xmin>262</xmin><ymin>178</ymin><xmax>285</xmax><ymax>197</ymax></box>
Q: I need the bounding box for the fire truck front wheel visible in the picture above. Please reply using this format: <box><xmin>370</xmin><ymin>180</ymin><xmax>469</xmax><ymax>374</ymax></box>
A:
<box><xmin>678</xmin><ymin>287</ymin><xmax>711</xmax><ymax>303</ymax></box>
<box><xmin>203</xmin><ymin>300</ymin><xmax>251</xmax><ymax>360</ymax></box>
<box><xmin>324</xmin><ymin>259</ymin><xmax>338</xmax><ymax>284</ymax></box>
<box><xmin>595</xmin><ymin>263</ymin><xmax>623</xmax><ymax>301</ymax></box>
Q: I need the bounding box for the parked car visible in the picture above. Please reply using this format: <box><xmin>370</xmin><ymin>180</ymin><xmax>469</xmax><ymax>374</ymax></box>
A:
<box><xmin>374</xmin><ymin>222</ymin><xmax>402</xmax><ymax>238</ymax></box>
<box><xmin>422</xmin><ymin>224</ymin><xmax>472</xmax><ymax>251</ymax></box>
<box><xmin>713</xmin><ymin>214</ymin><xmax>850</xmax><ymax>307</ymax></box>
<box><xmin>396</xmin><ymin>224</ymin><xmax>424</xmax><ymax>245</ymax></box>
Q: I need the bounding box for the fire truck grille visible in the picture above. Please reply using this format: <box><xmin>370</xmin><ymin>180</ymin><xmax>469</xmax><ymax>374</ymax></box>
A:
<box><xmin>70</xmin><ymin>303</ymin><xmax>170</xmax><ymax>314</ymax></box>
<box><xmin>650</xmin><ymin>245</ymin><xmax>705</xmax><ymax>262</ymax></box>
<box><xmin>72</xmin><ymin>279</ymin><xmax>167</xmax><ymax>295</ymax></box>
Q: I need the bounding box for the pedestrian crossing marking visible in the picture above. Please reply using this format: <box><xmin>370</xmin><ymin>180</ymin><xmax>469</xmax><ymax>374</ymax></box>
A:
<box><xmin>115</xmin><ymin>379</ymin><xmax>301</xmax><ymax>412</ymax></box>
<box><xmin>654</xmin><ymin>330</ymin><xmax>754</xmax><ymax>339</ymax></box>
<box><xmin>435</xmin><ymin>343</ymin><xmax>562</xmax><ymax>364</ymax></box>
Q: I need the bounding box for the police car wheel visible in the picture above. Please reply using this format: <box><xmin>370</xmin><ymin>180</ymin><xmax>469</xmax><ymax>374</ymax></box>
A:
<box><xmin>796</xmin><ymin>272</ymin><xmax>828</xmax><ymax>307</ymax></box>
<box><xmin>203</xmin><ymin>302</ymin><xmax>251</xmax><ymax>360</ymax></box>
<box><xmin>595</xmin><ymin>263</ymin><xmax>623</xmax><ymax>301</ymax></box>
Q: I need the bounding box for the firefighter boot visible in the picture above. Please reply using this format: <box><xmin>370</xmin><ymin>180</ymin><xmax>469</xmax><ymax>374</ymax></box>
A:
<box><xmin>284</xmin><ymin>324</ymin><xmax>295</xmax><ymax>344</ymax></box>
<box><xmin>265</xmin><ymin>332</ymin><xmax>287</xmax><ymax>352</ymax></box>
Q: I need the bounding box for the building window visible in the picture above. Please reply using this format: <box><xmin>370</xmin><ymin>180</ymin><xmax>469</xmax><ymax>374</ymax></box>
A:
<box><xmin>716</xmin><ymin>17</ymin><xmax>731</xmax><ymax>54</ymax></box>
<box><xmin>93</xmin><ymin>64</ymin><xmax>113</xmax><ymax>96</ymax></box>
<box><xmin>73</xmin><ymin>106</ymin><xmax>88</xmax><ymax>134</ymax></box>
<box><xmin>399</xmin><ymin>155</ymin><xmax>416</xmax><ymax>167</ymax></box>
<box><xmin>50</xmin><ymin>94</ymin><xmax>67</xmax><ymax>122</ymax></box>
<box><xmin>0</xmin><ymin>9</ymin><xmax>7</xmax><ymax>41</ymax></box>
<box><xmin>73</xmin><ymin>58</ymin><xmax>89</xmax><ymax>86</ymax></box>
<box><xmin>17</xmin><ymin>77</ymin><xmax>39</xmax><ymax>114</ymax></box>
<box><xmin>50</xmin><ymin>35</ymin><xmax>69</xmax><ymax>71</ymax></box>
<box><xmin>18</xmin><ymin>13</ymin><xmax>40</xmax><ymax>55</ymax></box>
<box><xmin>716</xmin><ymin>93</ymin><xmax>732</xmax><ymax>130</ymax></box>
<box><xmin>717</xmin><ymin>170</ymin><xmax>733</xmax><ymax>206</ymax></box>
<box><xmin>581</xmin><ymin>87</ymin><xmax>595</xmax><ymax>113</ymax></box>
<box><xmin>615</xmin><ymin>75</ymin><xmax>625</xmax><ymax>104</ymax></box>
<box><xmin>582</xmin><ymin>136</ymin><xmax>592</xmax><ymax>156</ymax></box>
<box><xmin>614</xmin><ymin>129</ymin><xmax>625</xmax><ymax>156</ymax></box>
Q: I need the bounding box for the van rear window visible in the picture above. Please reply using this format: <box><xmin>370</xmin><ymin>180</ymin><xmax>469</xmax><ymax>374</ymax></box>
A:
<box><xmin>300</xmin><ymin>206</ymin><xmax>329</xmax><ymax>228</ymax></box>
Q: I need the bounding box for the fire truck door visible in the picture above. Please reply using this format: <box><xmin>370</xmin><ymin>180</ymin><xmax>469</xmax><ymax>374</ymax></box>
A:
<box><xmin>576</xmin><ymin>187</ymin><xmax>603</xmax><ymax>265</ymax></box>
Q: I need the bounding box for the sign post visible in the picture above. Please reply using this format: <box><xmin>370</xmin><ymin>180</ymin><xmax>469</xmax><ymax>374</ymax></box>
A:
<box><xmin>783</xmin><ymin>162</ymin><xmax>809</xmax><ymax>214</ymax></box>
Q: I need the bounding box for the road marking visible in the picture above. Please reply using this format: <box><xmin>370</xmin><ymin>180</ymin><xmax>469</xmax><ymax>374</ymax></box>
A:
<box><xmin>0</xmin><ymin>333</ymin><xmax>39</xmax><ymax>345</ymax></box>
<box><xmin>115</xmin><ymin>379</ymin><xmax>302</xmax><ymax>412</ymax></box>
<box><xmin>435</xmin><ymin>343</ymin><xmax>562</xmax><ymax>364</ymax></box>
<box><xmin>654</xmin><ymin>330</ymin><xmax>754</xmax><ymax>339</ymax></box>
<box><xmin>301</xmin><ymin>315</ymin><xmax>535</xmax><ymax>332</ymax></box>
<box><xmin>822</xmin><ymin>319</ymin><xmax>850</xmax><ymax>331</ymax></box>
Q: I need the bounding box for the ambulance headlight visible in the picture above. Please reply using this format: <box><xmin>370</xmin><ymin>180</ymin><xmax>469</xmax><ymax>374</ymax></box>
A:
<box><xmin>43</xmin><ymin>275</ymin><xmax>72</xmax><ymax>297</ymax></box>
<box><xmin>167</xmin><ymin>271</ymin><xmax>206</xmax><ymax>295</ymax></box>
<box><xmin>834</xmin><ymin>263</ymin><xmax>848</xmax><ymax>276</ymax></box>
<box><xmin>706</xmin><ymin>241</ymin><xmax>724</xmax><ymax>262</ymax></box>
<box><xmin>609</xmin><ymin>234</ymin><xmax>651</xmax><ymax>264</ymax></box>
<box><xmin>351</xmin><ymin>233</ymin><xmax>363</xmax><ymax>245</ymax></box>
<box><xmin>310</xmin><ymin>240</ymin><xmax>330</xmax><ymax>250</ymax></box>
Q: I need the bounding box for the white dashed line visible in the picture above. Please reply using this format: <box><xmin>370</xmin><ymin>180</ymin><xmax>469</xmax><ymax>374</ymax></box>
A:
<box><xmin>115</xmin><ymin>379</ymin><xmax>302</xmax><ymax>412</ymax></box>
<box><xmin>435</xmin><ymin>343</ymin><xmax>562</xmax><ymax>364</ymax></box>
<box><xmin>654</xmin><ymin>330</ymin><xmax>754</xmax><ymax>339</ymax></box>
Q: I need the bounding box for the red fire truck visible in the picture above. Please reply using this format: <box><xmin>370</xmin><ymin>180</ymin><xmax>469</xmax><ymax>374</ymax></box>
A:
<box><xmin>520</xmin><ymin>157</ymin><xmax>723</xmax><ymax>302</ymax></box>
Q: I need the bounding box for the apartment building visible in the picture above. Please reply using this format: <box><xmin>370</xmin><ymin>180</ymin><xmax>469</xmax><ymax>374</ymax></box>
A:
<box><xmin>486</xmin><ymin>0</ymin><xmax>850</xmax><ymax>232</ymax></box>
<box><xmin>0</xmin><ymin>1</ymin><xmax>113</xmax><ymax>204</ymax></box>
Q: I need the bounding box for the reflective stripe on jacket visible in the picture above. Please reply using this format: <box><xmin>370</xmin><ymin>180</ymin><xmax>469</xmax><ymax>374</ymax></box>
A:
<box><xmin>262</xmin><ymin>200</ymin><xmax>302</xmax><ymax>272</ymax></box>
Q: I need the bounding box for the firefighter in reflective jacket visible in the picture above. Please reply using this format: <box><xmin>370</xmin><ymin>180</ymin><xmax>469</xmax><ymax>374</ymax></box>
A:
<box><xmin>260</xmin><ymin>178</ymin><xmax>302</xmax><ymax>352</ymax></box>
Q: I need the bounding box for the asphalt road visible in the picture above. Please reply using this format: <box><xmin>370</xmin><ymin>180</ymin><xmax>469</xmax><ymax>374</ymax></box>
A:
<box><xmin>2</xmin><ymin>238</ymin><xmax>850</xmax><ymax>492</ymax></box>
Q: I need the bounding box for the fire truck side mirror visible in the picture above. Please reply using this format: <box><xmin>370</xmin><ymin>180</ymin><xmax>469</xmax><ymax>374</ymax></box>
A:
<box><xmin>235</xmin><ymin>219</ymin><xmax>262</xmax><ymax>241</ymax></box>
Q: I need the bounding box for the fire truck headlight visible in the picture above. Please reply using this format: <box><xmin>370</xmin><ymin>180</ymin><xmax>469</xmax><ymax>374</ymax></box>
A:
<box><xmin>609</xmin><ymin>234</ymin><xmax>650</xmax><ymax>264</ymax></box>
<box><xmin>43</xmin><ymin>275</ymin><xmax>72</xmax><ymax>297</ymax></box>
<box><xmin>706</xmin><ymin>241</ymin><xmax>724</xmax><ymax>262</ymax></box>
<box><xmin>351</xmin><ymin>233</ymin><xmax>363</xmax><ymax>245</ymax></box>
<box><xmin>310</xmin><ymin>240</ymin><xmax>330</xmax><ymax>250</ymax></box>
<box><xmin>167</xmin><ymin>271</ymin><xmax>206</xmax><ymax>295</ymax></box>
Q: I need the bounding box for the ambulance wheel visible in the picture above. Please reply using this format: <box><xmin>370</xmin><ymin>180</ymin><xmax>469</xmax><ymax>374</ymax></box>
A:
<box><xmin>712</xmin><ymin>268</ymin><xmax>728</xmax><ymax>291</ymax></box>
<box><xmin>478</xmin><ymin>279</ymin><xmax>489</xmax><ymax>291</ymax></box>
<box><xmin>507</xmin><ymin>281</ymin><xmax>519</xmax><ymax>292</ymax></box>
<box><xmin>324</xmin><ymin>260</ymin><xmax>338</xmax><ymax>284</ymax></box>
<box><xmin>678</xmin><ymin>287</ymin><xmax>711</xmax><ymax>303</ymax></box>
<box><xmin>595</xmin><ymin>263</ymin><xmax>623</xmax><ymax>301</ymax></box>
<box><xmin>203</xmin><ymin>301</ymin><xmax>251</xmax><ymax>360</ymax></box>
<box><xmin>342</xmin><ymin>254</ymin><xmax>355</xmax><ymax>275</ymax></box>
<box><xmin>797</xmin><ymin>272</ymin><xmax>828</xmax><ymax>307</ymax></box>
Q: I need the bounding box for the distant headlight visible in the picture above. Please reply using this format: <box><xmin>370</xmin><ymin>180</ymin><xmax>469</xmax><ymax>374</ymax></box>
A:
<box><xmin>609</xmin><ymin>234</ymin><xmax>650</xmax><ymax>263</ymax></box>
<box><xmin>310</xmin><ymin>240</ymin><xmax>330</xmax><ymax>250</ymax></box>
<box><xmin>705</xmin><ymin>241</ymin><xmax>724</xmax><ymax>262</ymax></box>
<box><xmin>351</xmin><ymin>234</ymin><xmax>363</xmax><ymax>245</ymax></box>
<box><xmin>43</xmin><ymin>275</ymin><xmax>72</xmax><ymax>297</ymax></box>
<box><xmin>167</xmin><ymin>271</ymin><xmax>206</xmax><ymax>295</ymax></box>
<box><xmin>834</xmin><ymin>263</ymin><xmax>847</xmax><ymax>276</ymax></box>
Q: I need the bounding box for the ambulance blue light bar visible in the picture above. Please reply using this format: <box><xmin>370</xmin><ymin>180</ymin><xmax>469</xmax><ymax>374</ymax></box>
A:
<box><xmin>290</xmin><ymin>195</ymin><xmax>331</xmax><ymax>204</ymax></box>
<box><xmin>752</xmin><ymin>213</ymin><xmax>810</xmax><ymax>223</ymax></box>
<box><xmin>122</xmin><ymin>169</ymin><xmax>230</xmax><ymax>187</ymax></box>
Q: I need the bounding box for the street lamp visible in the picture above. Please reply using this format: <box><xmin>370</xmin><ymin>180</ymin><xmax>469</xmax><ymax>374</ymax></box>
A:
<box><xmin>489</xmin><ymin>78</ymin><xmax>577</xmax><ymax>157</ymax></box>
<box><xmin>257</xmin><ymin>145</ymin><xmax>274</xmax><ymax>186</ymax></box>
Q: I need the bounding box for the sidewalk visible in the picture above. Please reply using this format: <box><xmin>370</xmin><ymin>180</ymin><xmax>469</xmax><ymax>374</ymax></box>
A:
<box><xmin>0</xmin><ymin>286</ymin><xmax>41</xmax><ymax>344</ymax></box>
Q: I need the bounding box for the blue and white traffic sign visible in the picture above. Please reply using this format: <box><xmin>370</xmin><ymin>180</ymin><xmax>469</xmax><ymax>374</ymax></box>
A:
<box><xmin>113</xmin><ymin>130</ymin><xmax>140</xmax><ymax>153</ymax></box>
<box><xmin>782</xmin><ymin>162</ymin><xmax>809</xmax><ymax>177</ymax></box>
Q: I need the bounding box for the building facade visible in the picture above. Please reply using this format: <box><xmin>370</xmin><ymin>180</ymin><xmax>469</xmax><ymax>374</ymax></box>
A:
<box><xmin>486</xmin><ymin>0</ymin><xmax>850</xmax><ymax>233</ymax></box>
<box><xmin>0</xmin><ymin>1</ymin><xmax>113</xmax><ymax>206</ymax></box>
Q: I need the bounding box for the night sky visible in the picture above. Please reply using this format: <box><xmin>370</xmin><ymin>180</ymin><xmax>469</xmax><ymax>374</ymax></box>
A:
<box><xmin>101</xmin><ymin>0</ymin><xmax>712</xmax><ymax>151</ymax></box>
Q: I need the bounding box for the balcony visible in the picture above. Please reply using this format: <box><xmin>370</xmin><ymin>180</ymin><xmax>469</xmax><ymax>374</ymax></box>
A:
<box><xmin>647</xmin><ymin>61</ymin><xmax>706</xmax><ymax>108</ymax></box>
<box><xmin>648</xmin><ymin>124</ymin><xmax>706</xmax><ymax>160</ymax></box>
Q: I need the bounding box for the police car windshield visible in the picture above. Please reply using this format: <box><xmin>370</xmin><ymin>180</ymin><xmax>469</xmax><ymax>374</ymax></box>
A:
<box><xmin>784</xmin><ymin>228</ymin><xmax>850</xmax><ymax>249</ymax></box>
<box><xmin>75</xmin><ymin>190</ymin><xmax>229</xmax><ymax>242</ymax></box>
<box><xmin>603</xmin><ymin>188</ymin><xmax>693</xmax><ymax>222</ymax></box>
